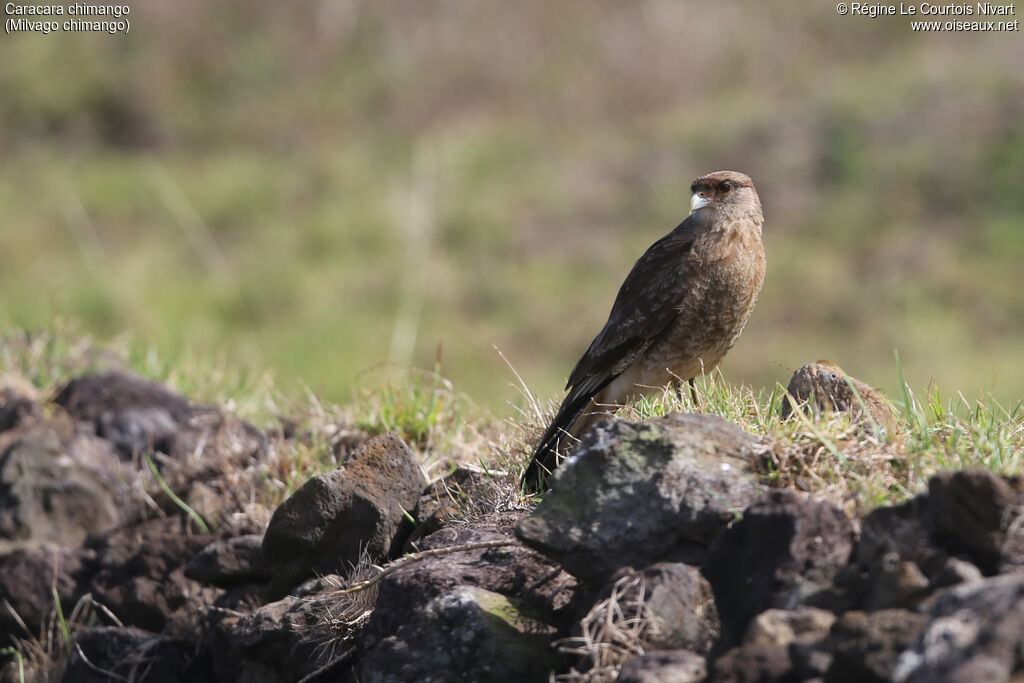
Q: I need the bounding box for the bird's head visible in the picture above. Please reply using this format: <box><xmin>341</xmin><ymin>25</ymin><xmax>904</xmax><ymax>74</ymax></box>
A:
<box><xmin>689</xmin><ymin>171</ymin><xmax>761</xmax><ymax>222</ymax></box>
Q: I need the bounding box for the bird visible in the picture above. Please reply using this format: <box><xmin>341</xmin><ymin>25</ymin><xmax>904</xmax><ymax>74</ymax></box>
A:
<box><xmin>522</xmin><ymin>170</ymin><xmax>766</xmax><ymax>491</ymax></box>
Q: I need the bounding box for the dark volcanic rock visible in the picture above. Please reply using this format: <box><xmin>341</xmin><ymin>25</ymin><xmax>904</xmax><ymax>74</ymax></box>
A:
<box><xmin>405</xmin><ymin>465</ymin><xmax>492</xmax><ymax>549</ymax></box>
<box><xmin>355</xmin><ymin>585</ymin><xmax>562</xmax><ymax>683</ymax></box>
<box><xmin>859</xmin><ymin>552</ymin><xmax>931</xmax><ymax>611</ymax></box>
<box><xmin>62</xmin><ymin>627</ymin><xmax>213</xmax><ymax>683</ymax></box>
<box><xmin>0</xmin><ymin>429</ymin><xmax>121</xmax><ymax>550</ymax></box>
<box><xmin>0</xmin><ymin>380</ymin><xmax>40</xmax><ymax>433</ymax></box>
<box><xmin>849</xmin><ymin>470</ymin><xmax>1024</xmax><ymax>612</ymax></box>
<box><xmin>360</xmin><ymin>520</ymin><xmax>577</xmax><ymax>655</ymax></box>
<box><xmin>927</xmin><ymin>468</ymin><xmax>1024</xmax><ymax>574</ymax></box>
<box><xmin>744</xmin><ymin>606</ymin><xmax>836</xmax><ymax>647</ymax></box>
<box><xmin>825</xmin><ymin>609</ymin><xmax>927</xmax><ymax>683</ymax></box>
<box><xmin>587</xmin><ymin>563</ymin><xmax>718</xmax><ymax>656</ymax></box>
<box><xmin>52</xmin><ymin>371</ymin><xmax>265</xmax><ymax>498</ymax></box>
<box><xmin>745</xmin><ymin>607</ymin><xmax>836</xmax><ymax>680</ymax></box>
<box><xmin>206</xmin><ymin>590</ymin><xmax>334</xmax><ymax>683</ymax></box>
<box><xmin>0</xmin><ymin>547</ymin><xmax>89</xmax><ymax>645</ymax></box>
<box><xmin>851</xmin><ymin>494</ymin><xmax>947</xmax><ymax>609</ymax></box>
<box><xmin>704</xmin><ymin>490</ymin><xmax>854</xmax><ymax>649</ymax></box>
<box><xmin>617</xmin><ymin>650</ymin><xmax>707</xmax><ymax>683</ymax></box>
<box><xmin>54</xmin><ymin>371</ymin><xmax>197</xmax><ymax>458</ymax></box>
<box><xmin>517</xmin><ymin>413</ymin><xmax>766</xmax><ymax>585</ymax></box>
<box><xmin>4</xmin><ymin>364</ymin><xmax>1021</xmax><ymax>683</ymax></box>
<box><xmin>261</xmin><ymin>432</ymin><xmax>427</xmax><ymax>596</ymax></box>
<box><xmin>929</xmin><ymin>556</ymin><xmax>984</xmax><ymax>590</ymax></box>
<box><xmin>185</xmin><ymin>534</ymin><xmax>269</xmax><ymax>588</ymax></box>
<box><xmin>892</xmin><ymin>572</ymin><xmax>1024</xmax><ymax>683</ymax></box>
<box><xmin>87</xmin><ymin>517</ymin><xmax>217</xmax><ymax>633</ymax></box>
<box><xmin>635</xmin><ymin>563</ymin><xmax>718</xmax><ymax>654</ymax></box>
<box><xmin>781</xmin><ymin>362</ymin><xmax>896</xmax><ymax>435</ymax></box>
<box><xmin>712</xmin><ymin>642</ymin><xmax>798</xmax><ymax>683</ymax></box>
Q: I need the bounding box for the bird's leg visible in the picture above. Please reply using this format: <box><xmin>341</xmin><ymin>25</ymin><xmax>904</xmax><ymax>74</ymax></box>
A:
<box><xmin>674</xmin><ymin>379</ymin><xmax>701</xmax><ymax>408</ymax></box>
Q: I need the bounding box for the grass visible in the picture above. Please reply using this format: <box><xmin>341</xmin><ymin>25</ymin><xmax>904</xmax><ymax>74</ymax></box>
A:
<box><xmin>555</xmin><ymin>573</ymin><xmax>656</xmax><ymax>682</ymax></box>
<box><xmin>0</xmin><ymin>589</ymin><xmax>127</xmax><ymax>683</ymax></box>
<box><xmin>144</xmin><ymin>453</ymin><xmax>211</xmax><ymax>534</ymax></box>
<box><xmin>2</xmin><ymin>2</ymin><xmax>1023</xmax><ymax>413</ymax></box>
<box><xmin>538</xmin><ymin>365</ymin><xmax>1024</xmax><ymax>514</ymax></box>
<box><xmin>3</xmin><ymin>327</ymin><xmax>1022</xmax><ymax>516</ymax></box>
<box><xmin>2</xmin><ymin>329</ymin><xmax>1023</xmax><ymax>680</ymax></box>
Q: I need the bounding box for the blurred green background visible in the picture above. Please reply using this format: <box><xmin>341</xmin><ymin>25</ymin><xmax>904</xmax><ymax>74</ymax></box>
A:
<box><xmin>1</xmin><ymin>1</ymin><xmax>1023</xmax><ymax>411</ymax></box>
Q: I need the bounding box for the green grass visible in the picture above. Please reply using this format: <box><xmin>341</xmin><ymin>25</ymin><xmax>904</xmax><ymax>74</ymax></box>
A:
<box><xmin>2</xmin><ymin>3</ymin><xmax>1023</xmax><ymax>529</ymax></box>
<box><xmin>2</xmin><ymin>2</ymin><xmax>1023</xmax><ymax>414</ymax></box>
<box><xmin>2</xmin><ymin>330</ymin><xmax>1022</xmax><ymax>683</ymax></box>
<box><xmin>611</xmin><ymin>366</ymin><xmax>1024</xmax><ymax>512</ymax></box>
<box><xmin>145</xmin><ymin>453</ymin><xmax>212</xmax><ymax>534</ymax></box>
<box><xmin>3</xmin><ymin>328</ymin><xmax>1022</xmax><ymax>514</ymax></box>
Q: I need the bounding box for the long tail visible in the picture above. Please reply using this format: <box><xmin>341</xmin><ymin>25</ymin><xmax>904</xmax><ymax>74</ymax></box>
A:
<box><xmin>522</xmin><ymin>376</ymin><xmax>615</xmax><ymax>492</ymax></box>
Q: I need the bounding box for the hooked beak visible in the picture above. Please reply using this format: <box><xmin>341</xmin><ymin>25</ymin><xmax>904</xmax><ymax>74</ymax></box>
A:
<box><xmin>689</xmin><ymin>193</ymin><xmax>710</xmax><ymax>214</ymax></box>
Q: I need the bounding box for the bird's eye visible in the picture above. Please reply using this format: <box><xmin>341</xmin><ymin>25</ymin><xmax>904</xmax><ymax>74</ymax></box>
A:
<box><xmin>719</xmin><ymin>181</ymin><xmax>732</xmax><ymax>193</ymax></box>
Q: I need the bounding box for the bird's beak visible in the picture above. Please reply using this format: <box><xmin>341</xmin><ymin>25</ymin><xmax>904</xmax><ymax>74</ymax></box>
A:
<box><xmin>689</xmin><ymin>194</ymin><xmax>710</xmax><ymax>214</ymax></box>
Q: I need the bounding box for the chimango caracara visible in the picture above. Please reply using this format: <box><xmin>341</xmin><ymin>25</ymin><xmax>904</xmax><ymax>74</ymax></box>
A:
<box><xmin>523</xmin><ymin>170</ymin><xmax>766</xmax><ymax>491</ymax></box>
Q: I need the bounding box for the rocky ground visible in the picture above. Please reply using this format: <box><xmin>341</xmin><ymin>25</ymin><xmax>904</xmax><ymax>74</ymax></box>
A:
<box><xmin>1</xmin><ymin>366</ymin><xmax>1024</xmax><ymax>682</ymax></box>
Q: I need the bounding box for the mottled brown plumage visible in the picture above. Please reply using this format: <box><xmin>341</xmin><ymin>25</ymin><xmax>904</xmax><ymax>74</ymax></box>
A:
<box><xmin>523</xmin><ymin>170</ymin><xmax>766</xmax><ymax>491</ymax></box>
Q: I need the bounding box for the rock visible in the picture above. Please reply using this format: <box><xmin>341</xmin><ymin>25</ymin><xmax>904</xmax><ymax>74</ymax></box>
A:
<box><xmin>847</xmin><ymin>495</ymin><xmax>945</xmax><ymax>610</ymax></box>
<box><xmin>0</xmin><ymin>379</ymin><xmax>40</xmax><ymax>433</ymax></box>
<box><xmin>185</xmin><ymin>481</ymin><xmax>230</xmax><ymax>530</ymax></box>
<box><xmin>0</xmin><ymin>429</ymin><xmax>122</xmax><ymax>552</ymax></box>
<box><xmin>704</xmin><ymin>490</ymin><xmax>854</xmax><ymax>648</ymax></box>
<box><xmin>929</xmin><ymin>556</ymin><xmax>984</xmax><ymax>590</ymax></box>
<box><xmin>564</xmin><ymin>563</ymin><xmax>716</xmax><ymax>679</ymax></box>
<box><xmin>616</xmin><ymin>650</ymin><xmax>707</xmax><ymax>683</ymax></box>
<box><xmin>53</xmin><ymin>371</ymin><xmax>265</xmax><ymax>495</ymax></box>
<box><xmin>361</xmin><ymin>520</ymin><xmax>578</xmax><ymax>654</ymax></box>
<box><xmin>185</xmin><ymin>534</ymin><xmax>269</xmax><ymax>588</ymax></box>
<box><xmin>355</xmin><ymin>585</ymin><xmax>563</xmax><ymax>683</ymax></box>
<box><xmin>747</xmin><ymin>609</ymin><xmax>836</xmax><ymax>681</ymax></box>
<box><xmin>744</xmin><ymin>607</ymin><xmax>836</xmax><ymax>647</ymax></box>
<box><xmin>892</xmin><ymin>572</ymin><xmax>1024</xmax><ymax>683</ymax></box>
<box><xmin>638</xmin><ymin>563</ymin><xmax>718</xmax><ymax>654</ymax></box>
<box><xmin>0</xmin><ymin>547</ymin><xmax>89</xmax><ymax>645</ymax></box>
<box><xmin>62</xmin><ymin>627</ymin><xmax>214</xmax><ymax>683</ymax></box>
<box><xmin>585</xmin><ymin>563</ymin><xmax>718</xmax><ymax>656</ymax></box>
<box><xmin>712</xmin><ymin>642</ymin><xmax>798</xmax><ymax>683</ymax></box>
<box><xmin>212</xmin><ymin>582</ymin><xmax>266</xmax><ymax>614</ymax></box>
<box><xmin>927</xmin><ymin>468</ymin><xmax>1024</xmax><ymax>574</ymax></box>
<box><xmin>790</xmin><ymin>640</ymin><xmax>834</xmax><ymax>681</ymax></box>
<box><xmin>87</xmin><ymin>517</ymin><xmax>216</xmax><ymax>633</ymax></box>
<box><xmin>857</xmin><ymin>495</ymin><xmax>943</xmax><ymax>572</ymax></box>
<box><xmin>405</xmin><ymin>466</ymin><xmax>492</xmax><ymax>549</ymax></box>
<box><xmin>517</xmin><ymin>413</ymin><xmax>766</xmax><ymax>585</ymax></box>
<box><xmin>54</xmin><ymin>371</ymin><xmax>197</xmax><ymax>458</ymax></box>
<box><xmin>826</xmin><ymin>609</ymin><xmax>927</xmax><ymax>683</ymax></box>
<box><xmin>860</xmin><ymin>553</ymin><xmax>930</xmax><ymax>611</ymax></box>
<box><xmin>781</xmin><ymin>362</ymin><xmax>896</xmax><ymax>436</ymax></box>
<box><xmin>206</xmin><ymin>590</ymin><xmax>336</xmax><ymax>683</ymax></box>
<box><xmin>849</xmin><ymin>470</ymin><xmax>1024</xmax><ymax>611</ymax></box>
<box><xmin>261</xmin><ymin>432</ymin><xmax>427</xmax><ymax>596</ymax></box>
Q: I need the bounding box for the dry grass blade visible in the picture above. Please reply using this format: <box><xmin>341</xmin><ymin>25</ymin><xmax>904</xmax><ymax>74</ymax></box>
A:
<box><xmin>70</xmin><ymin>642</ymin><xmax>130</xmax><ymax>682</ymax></box>
<box><xmin>303</xmin><ymin>555</ymin><xmax>382</xmax><ymax>675</ymax></box>
<box><xmin>304</xmin><ymin>539</ymin><xmax>520</xmax><ymax>677</ymax></box>
<box><xmin>0</xmin><ymin>592</ymin><xmax>127</xmax><ymax>683</ymax></box>
<box><xmin>554</xmin><ymin>574</ymin><xmax>655</xmax><ymax>683</ymax></box>
<box><xmin>329</xmin><ymin>540</ymin><xmax>519</xmax><ymax>597</ymax></box>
